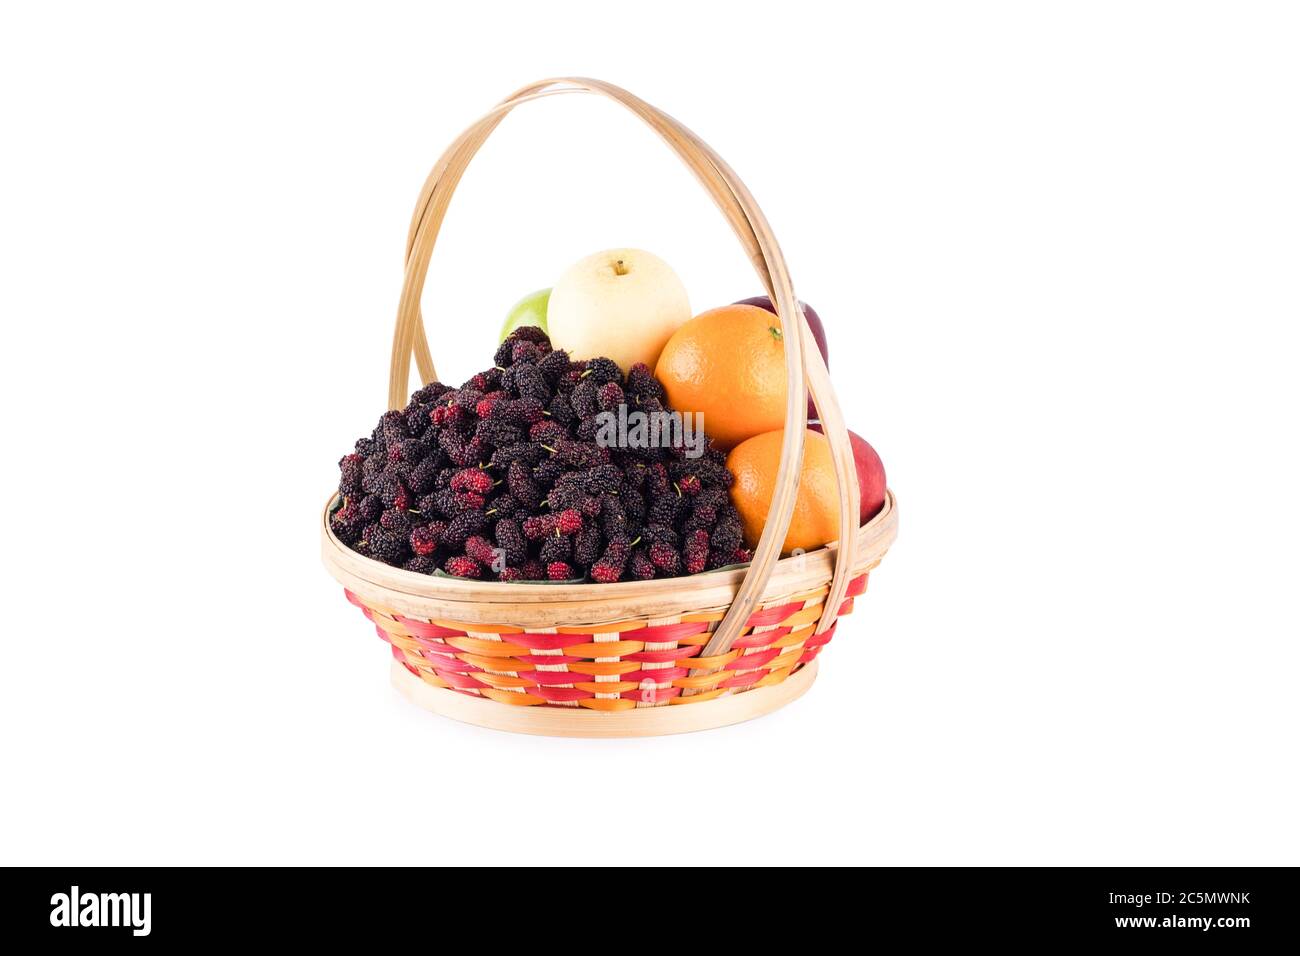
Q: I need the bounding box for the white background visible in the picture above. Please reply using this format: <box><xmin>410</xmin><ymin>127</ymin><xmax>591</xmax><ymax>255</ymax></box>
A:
<box><xmin>1</xmin><ymin>1</ymin><xmax>1296</xmax><ymax>866</ymax></box>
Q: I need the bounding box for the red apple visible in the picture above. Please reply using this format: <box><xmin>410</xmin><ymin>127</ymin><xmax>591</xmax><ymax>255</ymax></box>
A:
<box><xmin>810</xmin><ymin>424</ymin><xmax>887</xmax><ymax>524</ymax></box>
<box><xmin>733</xmin><ymin>295</ymin><xmax>829</xmax><ymax>421</ymax></box>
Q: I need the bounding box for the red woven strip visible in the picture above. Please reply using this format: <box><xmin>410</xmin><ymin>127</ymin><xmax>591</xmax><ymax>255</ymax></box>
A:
<box><xmin>846</xmin><ymin>574</ymin><xmax>868</xmax><ymax>597</ymax></box>
<box><xmin>803</xmin><ymin>623</ymin><xmax>837</xmax><ymax>649</ymax></box>
<box><xmin>344</xmin><ymin>589</ymin><xmax>366</xmax><ymax>608</ymax></box>
<box><xmin>373</xmin><ymin>625</ymin><xmax>392</xmax><ymax>644</ymax></box>
<box><xmin>619</xmin><ymin>667</ymin><xmax>690</xmax><ymax>683</ymax></box>
<box><xmin>518</xmin><ymin>670</ymin><xmax>583</xmax><ymax>686</ymax></box>
<box><xmin>838</xmin><ymin>598</ymin><xmax>854</xmax><ymax>615</ymax></box>
<box><xmin>625</xmin><ymin>645</ymin><xmax>703</xmax><ymax>663</ymax></box>
<box><xmin>423</xmin><ymin>657</ymin><xmax>481</xmax><ymax>674</ymax></box>
<box><xmin>720</xmin><ymin>670</ymin><xmax>766</xmax><ymax>689</ymax></box>
<box><xmin>724</xmin><ymin>647</ymin><xmax>780</xmax><ymax>671</ymax></box>
<box><xmin>394</xmin><ymin>616</ymin><xmax>464</xmax><ymax>640</ymax></box>
<box><xmin>632</xmin><ymin>620</ymin><xmax>709</xmax><ymax>643</ymax></box>
<box><xmin>515</xmin><ymin>654</ymin><xmax>584</xmax><ymax>665</ymax></box>
<box><xmin>514</xmin><ymin>632</ymin><xmax>590</xmax><ymax>651</ymax></box>
<box><xmin>434</xmin><ymin>669</ymin><xmax>488</xmax><ymax>690</ymax></box>
<box><xmin>620</xmin><ymin>686</ymin><xmax>682</xmax><ymax>702</ymax></box>
<box><xmin>414</xmin><ymin>651</ymin><xmax>462</xmax><ymax>669</ymax></box>
<box><xmin>798</xmin><ymin>648</ymin><xmax>822</xmax><ymax>663</ymax></box>
<box><xmin>402</xmin><ymin>661</ymin><xmax>420</xmax><ymax>677</ymax></box>
<box><xmin>732</xmin><ymin>626</ymin><xmax>790</xmax><ymax>649</ymax></box>
<box><xmin>529</xmin><ymin>686</ymin><xmax>592</xmax><ymax>703</ymax></box>
<box><xmin>390</xmin><ymin>644</ymin><xmax>407</xmax><ymax>663</ymax></box>
<box><xmin>745</xmin><ymin>601</ymin><xmax>804</xmax><ymax>627</ymax></box>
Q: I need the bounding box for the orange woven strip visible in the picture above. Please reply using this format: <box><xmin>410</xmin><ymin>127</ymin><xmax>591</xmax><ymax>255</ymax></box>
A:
<box><xmin>770</xmin><ymin>624</ymin><xmax>817</xmax><ymax>649</ymax></box>
<box><xmin>676</xmin><ymin>633</ymin><xmax>712</xmax><ymax>646</ymax></box>
<box><xmin>370</xmin><ymin>617</ymin><xmax>411</xmax><ymax>639</ymax></box>
<box><xmin>479</xmin><ymin>688</ymin><xmax>543</xmax><ymax>706</ymax></box>
<box><xmin>472</xmin><ymin>673</ymin><xmax>534</xmax><ymax>689</ymax></box>
<box><xmin>767</xmin><ymin>648</ymin><xmax>805</xmax><ymax>671</ymax></box>
<box><xmin>573</xmin><ymin>681</ymin><xmax>638</xmax><ymax>694</ymax></box>
<box><xmin>688</xmin><ymin>649</ymin><xmax>741</xmax><ymax>670</ymax></box>
<box><xmin>671</xmin><ymin>671</ymin><xmax>728</xmax><ymax>690</ymax></box>
<box><xmin>670</xmin><ymin>688</ymin><xmax>726</xmax><ymax>704</ymax></box>
<box><xmin>755</xmin><ymin>666</ymin><xmax>795</xmax><ymax>688</ymax></box>
<box><xmin>578</xmin><ymin>697</ymin><xmax>638</xmax><ymax>711</ymax></box>
<box><xmin>679</xmin><ymin>611</ymin><xmax>726</xmax><ymax>624</ymax></box>
<box><xmin>777</xmin><ymin>605</ymin><xmax>825</xmax><ymax>629</ymax></box>
<box><xmin>457</xmin><ymin>652</ymin><xmax>526</xmax><ymax>671</ymax></box>
<box><xmin>444</xmin><ymin>636</ymin><xmax>530</xmax><ymax>657</ymax></box>
<box><xmin>417</xmin><ymin>671</ymin><xmax>450</xmax><ymax>690</ymax></box>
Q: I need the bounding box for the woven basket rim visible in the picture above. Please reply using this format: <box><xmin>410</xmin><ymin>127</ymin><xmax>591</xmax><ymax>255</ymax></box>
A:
<box><xmin>321</xmin><ymin>489</ymin><xmax>896</xmax><ymax>608</ymax></box>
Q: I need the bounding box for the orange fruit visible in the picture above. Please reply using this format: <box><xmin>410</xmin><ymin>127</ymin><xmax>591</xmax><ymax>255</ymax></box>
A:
<box><xmin>654</xmin><ymin>304</ymin><xmax>788</xmax><ymax>450</ymax></box>
<box><xmin>727</xmin><ymin>429</ymin><xmax>843</xmax><ymax>554</ymax></box>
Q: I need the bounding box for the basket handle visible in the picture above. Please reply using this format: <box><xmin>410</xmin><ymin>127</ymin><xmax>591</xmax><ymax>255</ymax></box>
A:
<box><xmin>389</xmin><ymin>78</ymin><xmax>859</xmax><ymax>655</ymax></box>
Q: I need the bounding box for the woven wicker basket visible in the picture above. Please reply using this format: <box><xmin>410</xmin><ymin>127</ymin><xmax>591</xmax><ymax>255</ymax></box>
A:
<box><xmin>321</xmin><ymin>78</ymin><xmax>898</xmax><ymax>737</ymax></box>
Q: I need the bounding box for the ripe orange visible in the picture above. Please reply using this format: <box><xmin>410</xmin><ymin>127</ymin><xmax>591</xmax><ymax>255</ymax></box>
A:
<box><xmin>727</xmin><ymin>429</ymin><xmax>844</xmax><ymax>554</ymax></box>
<box><xmin>654</xmin><ymin>304</ymin><xmax>788</xmax><ymax>450</ymax></box>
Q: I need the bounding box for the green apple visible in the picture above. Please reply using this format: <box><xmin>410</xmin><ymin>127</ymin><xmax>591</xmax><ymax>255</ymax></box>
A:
<box><xmin>499</xmin><ymin>288</ymin><xmax>551</xmax><ymax>343</ymax></box>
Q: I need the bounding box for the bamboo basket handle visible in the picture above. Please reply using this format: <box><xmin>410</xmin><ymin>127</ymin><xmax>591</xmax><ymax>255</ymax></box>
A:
<box><xmin>388</xmin><ymin>78</ymin><xmax>858</xmax><ymax>657</ymax></box>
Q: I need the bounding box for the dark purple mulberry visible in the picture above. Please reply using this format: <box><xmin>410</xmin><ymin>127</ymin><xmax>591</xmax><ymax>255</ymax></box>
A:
<box><xmin>403</xmin><ymin>554</ymin><xmax>437</xmax><ymax>574</ymax></box>
<box><xmin>380</xmin><ymin>509</ymin><xmax>412</xmax><ymax>535</ymax></box>
<box><xmin>590</xmin><ymin>536</ymin><xmax>632</xmax><ymax>583</ymax></box>
<box><xmin>532</xmin><ymin>456</ymin><xmax>566</xmax><ymax>485</ymax></box>
<box><xmin>569</xmin><ymin>380</ymin><xmax>599</xmax><ymax>418</ymax></box>
<box><xmin>574</xmin><ymin>525</ymin><xmax>602</xmax><ymax>567</ymax></box>
<box><xmin>406</xmin><ymin>456</ymin><xmax>441</xmax><ymax>495</ymax></box>
<box><xmin>442</xmin><ymin>510</ymin><xmax>488</xmax><ymax>549</ymax></box>
<box><xmin>629</xmin><ymin>548</ymin><xmax>656</xmax><ymax>580</ymax></box>
<box><xmin>626</xmin><ymin>363</ymin><xmax>665</xmax><ymax>401</ymax></box>
<box><xmin>507</xmin><ymin>460</ymin><xmax>542</xmax><ymax>509</ymax></box>
<box><xmin>357</xmin><ymin>494</ymin><xmax>383</xmax><ymax>522</ymax></box>
<box><xmin>540</xmin><ymin>535</ymin><xmax>573</xmax><ymax>564</ymax></box>
<box><xmin>537</xmin><ymin>348</ymin><xmax>571</xmax><ymax>384</ymax></box>
<box><xmin>475</xmin><ymin>419</ymin><xmax>522</xmax><ymax>448</ymax></box>
<box><xmin>489</xmin><ymin>442</ymin><xmax>547</xmax><ymax>469</ymax></box>
<box><xmin>410</xmin><ymin>381</ymin><xmax>452</xmax><ymax>405</ymax></box>
<box><xmin>584</xmin><ymin>464</ymin><xmax>623</xmax><ymax>496</ymax></box>
<box><xmin>379</xmin><ymin>409</ymin><xmax>408</xmax><ymax>444</ymax></box>
<box><xmin>338</xmin><ymin>454</ymin><xmax>364</xmax><ymax>495</ymax></box>
<box><xmin>330</xmin><ymin>501</ymin><xmax>364</xmax><ymax>543</ymax></box>
<box><xmin>582</xmin><ymin>357</ymin><xmax>622</xmax><ymax>386</ymax></box>
<box><xmin>494</xmin><ymin>519</ymin><xmax>526</xmax><ymax>566</ymax></box>
<box><xmin>547</xmin><ymin>395</ymin><xmax>576</xmax><ymax>424</ymax></box>
<box><xmin>597</xmin><ymin>381</ymin><xmax>624</xmax><ymax>411</ymax></box>
<box><xmin>362</xmin><ymin>524</ymin><xmax>407</xmax><ymax>564</ymax></box>
<box><xmin>649</xmin><ymin>539</ymin><xmax>680</xmax><ymax>574</ymax></box>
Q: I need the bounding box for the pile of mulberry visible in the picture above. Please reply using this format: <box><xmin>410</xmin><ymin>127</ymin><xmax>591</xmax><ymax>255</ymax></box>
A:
<box><xmin>331</xmin><ymin>331</ymin><xmax>746</xmax><ymax>581</ymax></box>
